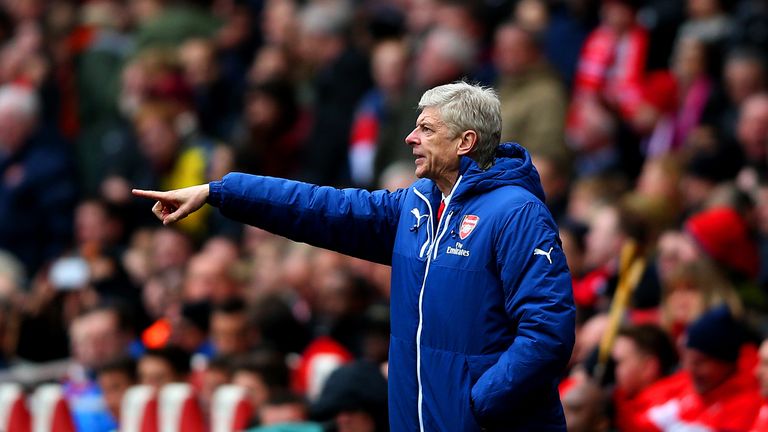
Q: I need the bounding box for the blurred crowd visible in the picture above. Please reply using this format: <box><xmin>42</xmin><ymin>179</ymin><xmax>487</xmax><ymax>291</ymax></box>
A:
<box><xmin>1</xmin><ymin>0</ymin><xmax>768</xmax><ymax>430</ymax></box>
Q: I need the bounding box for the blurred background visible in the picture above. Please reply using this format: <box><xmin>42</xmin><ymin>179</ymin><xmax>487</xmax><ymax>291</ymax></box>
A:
<box><xmin>1</xmin><ymin>0</ymin><xmax>768</xmax><ymax>431</ymax></box>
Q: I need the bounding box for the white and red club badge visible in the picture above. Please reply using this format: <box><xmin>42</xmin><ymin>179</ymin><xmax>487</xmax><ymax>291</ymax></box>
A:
<box><xmin>459</xmin><ymin>215</ymin><xmax>479</xmax><ymax>240</ymax></box>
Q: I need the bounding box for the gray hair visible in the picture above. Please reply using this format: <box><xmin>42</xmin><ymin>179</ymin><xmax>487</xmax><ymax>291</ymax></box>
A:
<box><xmin>419</xmin><ymin>82</ymin><xmax>502</xmax><ymax>169</ymax></box>
<box><xmin>423</xmin><ymin>27</ymin><xmax>477</xmax><ymax>72</ymax></box>
<box><xmin>299</xmin><ymin>0</ymin><xmax>352</xmax><ymax>37</ymax></box>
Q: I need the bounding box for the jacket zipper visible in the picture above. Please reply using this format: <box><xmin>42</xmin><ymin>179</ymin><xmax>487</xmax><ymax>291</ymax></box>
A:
<box><xmin>412</xmin><ymin>175</ymin><xmax>462</xmax><ymax>431</ymax></box>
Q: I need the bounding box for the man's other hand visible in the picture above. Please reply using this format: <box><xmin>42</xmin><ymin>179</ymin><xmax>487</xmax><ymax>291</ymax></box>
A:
<box><xmin>132</xmin><ymin>184</ymin><xmax>210</xmax><ymax>225</ymax></box>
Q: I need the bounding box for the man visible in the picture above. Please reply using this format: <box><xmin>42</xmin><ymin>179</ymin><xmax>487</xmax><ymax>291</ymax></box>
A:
<box><xmin>752</xmin><ymin>337</ymin><xmax>768</xmax><ymax>431</ymax></box>
<box><xmin>644</xmin><ymin>305</ymin><xmax>761</xmax><ymax>431</ymax></box>
<box><xmin>210</xmin><ymin>298</ymin><xmax>256</xmax><ymax>357</ymax></box>
<box><xmin>137</xmin><ymin>345</ymin><xmax>191</xmax><ymax>390</ymax></box>
<box><xmin>66</xmin><ymin>305</ymin><xmax>137</xmax><ymax>432</ymax></box>
<box><xmin>134</xmin><ymin>82</ymin><xmax>575</xmax><ymax>431</ymax></box>
<box><xmin>95</xmin><ymin>356</ymin><xmax>137</xmax><ymax>424</ymax></box>
<box><xmin>494</xmin><ymin>22</ymin><xmax>568</xmax><ymax>158</ymax></box>
<box><xmin>0</xmin><ymin>84</ymin><xmax>77</xmax><ymax>275</ymax></box>
<box><xmin>611</xmin><ymin>325</ymin><xmax>680</xmax><ymax>432</ymax></box>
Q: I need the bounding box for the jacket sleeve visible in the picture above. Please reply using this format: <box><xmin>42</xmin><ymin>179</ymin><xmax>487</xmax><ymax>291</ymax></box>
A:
<box><xmin>207</xmin><ymin>172</ymin><xmax>405</xmax><ymax>265</ymax></box>
<box><xmin>470</xmin><ymin>201</ymin><xmax>575</xmax><ymax>422</ymax></box>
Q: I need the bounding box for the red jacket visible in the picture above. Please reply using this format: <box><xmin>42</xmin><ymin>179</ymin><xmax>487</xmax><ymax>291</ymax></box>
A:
<box><xmin>638</xmin><ymin>369</ymin><xmax>760</xmax><ymax>431</ymax></box>
<box><xmin>614</xmin><ymin>372</ymin><xmax>689</xmax><ymax>432</ymax></box>
<box><xmin>751</xmin><ymin>403</ymin><xmax>768</xmax><ymax>432</ymax></box>
<box><xmin>569</xmin><ymin>24</ymin><xmax>648</xmax><ymax>125</ymax></box>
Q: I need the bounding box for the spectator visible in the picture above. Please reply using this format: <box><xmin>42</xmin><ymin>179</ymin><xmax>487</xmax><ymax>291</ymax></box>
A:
<box><xmin>310</xmin><ymin>360</ymin><xmax>388</xmax><ymax>432</ymax></box>
<box><xmin>641</xmin><ymin>37</ymin><xmax>716</xmax><ymax>155</ymax></box>
<box><xmin>493</xmin><ymin>22</ymin><xmax>568</xmax><ymax>159</ymax></box>
<box><xmin>560</xmin><ymin>374</ymin><xmax>610</xmax><ymax>432</ymax></box>
<box><xmin>258</xmin><ymin>390</ymin><xmax>309</xmax><ymax>425</ymax></box>
<box><xmin>660</xmin><ymin>260</ymin><xmax>743</xmax><ymax>345</ymax></box>
<box><xmin>641</xmin><ymin>305</ymin><xmax>761</xmax><ymax>430</ymax></box>
<box><xmin>95</xmin><ymin>356</ymin><xmax>137</xmax><ymax>424</ymax></box>
<box><xmin>674</xmin><ymin>0</ymin><xmax>732</xmax><ymax>63</ymax></box>
<box><xmin>198</xmin><ymin>355</ymin><xmax>232</xmax><ymax>420</ymax></box>
<box><xmin>210</xmin><ymin>298</ymin><xmax>256</xmax><ymax>357</ymax></box>
<box><xmin>170</xmin><ymin>300</ymin><xmax>213</xmax><ymax>356</ymax></box>
<box><xmin>684</xmin><ymin>206</ymin><xmax>759</xmax><ymax>282</ymax></box>
<box><xmin>137</xmin><ymin>345</ymin><xmax>191</xmax><ymax>389</ymax></box>
<box><xmin>569</xmin><ymin>0</ymin><xmax>648</xmax><ymax>127</ymax></box>
<box><xmin>0</xmin><ymin>84</ymin><xmax>77</xmax><ymax>275</ymax></box>
<box><xmin>532</xmin><ymin>152</ymin><xmax>573</xmax><ymax>221</ymax></box>
<box><xmin>753</xmin><ymin>337</ymin><xmax>768</xmax><ymax>431</ymax></box>
<box><xmin>348</xmin><ymin>39</ymin><xmax>409</xmax><ymax>188</ymax></box>
<box><xmin>0</xmin><ymin>251</ymin><xmax>25</xmax><ymax>368</ymax></box>
<box><xmin>297</xmin><ymin>0</ymin><xmax>372</xmax><ymax>186</ymax></box>
<box><xmin>697</xmin><ymin>47</ymin><xmax>767</xmax><ymax>151</ymax></box>
<box><xmin>611</xmin><ymin>324</ymin><xmax>679</xmax><ymax>431</ymax></box>
<box><xmin>183</xmin><ymin>251</ymin><xmax>241</xmax><ymax>304</ymax></box>
<box><xmin>735</xmin><ymin>93</ymin><xmax>768</xmax><ymax>191</ymax></box>
<box><xmin>413</xmin><ymin>26</ymin><xmax>477</xmax><ymax>91</ymax></box>
<box><xmin>231</xmin><ymin>350</ymin><xmax>291</xmax><ymax>419</ymax></box>
<box><xmin>65</xmin><ymin>305</ymin><xmax>137</xmax><ymax>432</ymax></box>
<box><xmin>178</xmin><ymin>37</ymin><xmax>239</xmax><ymax>141</ymax></box>
<box><xmin>234</xmin><ymin>80</ymin><xmax>308</xmax><ymax>179</ymax></box>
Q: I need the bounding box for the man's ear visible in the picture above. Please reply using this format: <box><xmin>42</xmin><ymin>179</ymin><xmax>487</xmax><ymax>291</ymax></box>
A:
<box><xmin>457</xmin><ymin>130</ymin><xmax>477</xmax><ymax>156</ymax></box>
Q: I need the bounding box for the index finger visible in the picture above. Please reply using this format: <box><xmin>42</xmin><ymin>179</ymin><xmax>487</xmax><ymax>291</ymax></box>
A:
<box><xmin>132</xmin><ymin>189</ymin><xmax>167</xmax><ymax>201</ymax></box>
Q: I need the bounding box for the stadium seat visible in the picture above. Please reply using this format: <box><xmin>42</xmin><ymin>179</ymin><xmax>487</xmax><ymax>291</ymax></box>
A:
<box><xmin>29</xmin><ymin>384</ymin><xmax>76</xmax><ymax>432</ymax></box>
<box><xmin>121</xmin><ymin>385</ymin><xmax>158</xmax><ymax>432</ymax></box>
<box><xmin>157</xmin><ymin>383</ymin><xmax>205</xmax><ymax>432</ymax></box>
<box><xmin>210</xmin><ymin>384</ymin><xmax>254</xmax><ymax>432</ymax></box>
<box><xmin>0</xmin><ymin>382</ymin><xmax>31</xmax><ymax>432</ymax></box>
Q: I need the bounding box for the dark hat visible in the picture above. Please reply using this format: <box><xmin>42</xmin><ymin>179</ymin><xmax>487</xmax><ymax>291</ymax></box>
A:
<box><xmin>685</xmin><ymin>305</ymin><xmax>744</xmax><ymax>363</ymax></box>
<box><xmin>310</xmin><ymin>361</ymin><xmax>388</xmax><ymax>425</ymax></box>
<box><xmin>685</xmin><ymin>207</ymin><xmax>758</xmax><ymax>279</ymax></box>
<box><xmin>181</xmin><ymin>300</ymin><xmax>211</xmax><ymax>332</ymax></box>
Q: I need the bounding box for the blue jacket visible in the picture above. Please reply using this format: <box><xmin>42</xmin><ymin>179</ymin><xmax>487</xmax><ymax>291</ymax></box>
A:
<box><xmin>208</xmin><ymin>143</ymin><xmax>575</xmax><ymax>431</ymax></box>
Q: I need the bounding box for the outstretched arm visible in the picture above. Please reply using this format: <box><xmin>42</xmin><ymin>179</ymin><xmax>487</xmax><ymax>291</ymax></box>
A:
<box><xmin>133</xmin><ymin>174</ymin><xmax>406</xmax><ymax>265</ymax></box>
<box><xmin>132</xmin><ymin>184</ymin><xmax>210</xmax><ymax>225</ymax></box>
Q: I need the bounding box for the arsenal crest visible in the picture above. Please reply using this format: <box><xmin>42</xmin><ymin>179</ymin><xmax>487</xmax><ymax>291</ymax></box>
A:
<box><xmin>459</xmin><ymin>215</ymin><xmax>479</xmax><ymax>240</ymax></box>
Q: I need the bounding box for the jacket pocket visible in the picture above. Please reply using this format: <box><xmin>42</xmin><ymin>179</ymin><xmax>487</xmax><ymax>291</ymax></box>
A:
<box><xmin>466</xmin><ymin>352</ymin><xmax>502</xmax><ymax>384</ymax></box>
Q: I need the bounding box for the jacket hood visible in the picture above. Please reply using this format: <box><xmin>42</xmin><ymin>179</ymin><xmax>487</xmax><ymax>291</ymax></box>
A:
<box><xmin>454</xmin><ymin>142</ymin><xmax>545</xmax><ymax>203</ymax></box>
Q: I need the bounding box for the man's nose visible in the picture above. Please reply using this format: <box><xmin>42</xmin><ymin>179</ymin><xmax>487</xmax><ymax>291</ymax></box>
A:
<box><xmin>405</xmin><ymin>128</ymin><xmax>418</xmax><ymax>146</ymax></box>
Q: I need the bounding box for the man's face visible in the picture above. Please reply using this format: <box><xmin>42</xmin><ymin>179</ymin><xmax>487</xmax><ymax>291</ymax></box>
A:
<box><xmin>138</xmin><ymin>356</ymin><xmax>176</xmax><ymax>390</ymax></box>
<box><xmin>335</xmin><ymin>410</ymin><xmax>376</xmax><ymax>432</ymax></box>
<box><xmin>584</xmin><ymin>205</ymin><xmax>622</xmax><ymax>269</ymax></box>
<box><xmin>612</xmin><ymin>336</ymin><xmax>657</xmax><ymax>398</ymax></box>
<box><xmin>97</xmin><ymin>370</ymin><xmax>134</xmax><ymax>419</ymax></box>
<box><xmin>232</xmin><ymin>370</ymin><xmax>271</xmax><ymax>410</ymax></box>
<box><xmin>683</xmin><ymin>347</ymin><xmax>736</xmax><ymax>394</ymax></box>
<box><xmin>210</xmin><ymin>312</ymin><xmax>249</xmax><ymax>356</ymax></box>
<box><xmin>405</xmin><ymin>107</ymin><xmax>460</xmax><ymax>185</ymax></box>
<box><xmin>70</xmin><ymin>310</ymin><xmax>126</xmax><ymax>370</ymax></box>
<box><xmin>756</xmin><ymin>340</ymin><xmax>768</xmax><ymax>398</ymax></box>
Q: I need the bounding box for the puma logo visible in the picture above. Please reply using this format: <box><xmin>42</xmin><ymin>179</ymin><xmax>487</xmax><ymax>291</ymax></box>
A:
<box><xmin>411</xmin><ymin>208</ymin><xmax>429</xmax><ymax>230</ymax></box>
<box><xmin>533</xmin><ymin>247</ymin><xmax>553</xmax><ymax>264</ymax></box>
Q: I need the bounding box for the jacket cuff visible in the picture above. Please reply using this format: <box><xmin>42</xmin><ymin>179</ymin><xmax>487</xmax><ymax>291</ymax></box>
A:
<box><xmin>207</xmin><ymin>180</ymin><xmax>223</xmax><ymax>207</ymax></box>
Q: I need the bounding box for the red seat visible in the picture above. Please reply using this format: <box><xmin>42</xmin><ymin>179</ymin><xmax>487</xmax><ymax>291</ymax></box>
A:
<box><xmin>0</xmin><ymin>383</ymin><xmax>31</xmax><ymax>432</ymax></box>
<box><xmin>210</xmin><ymin>385</ymin><xmax>254</xmax><ymax>432</ymax></box>
<box><xmin>120</xmin><ymin>385</ymin><xmax>158</xmax><ymax>432</ymax></box>
<box><xmin>158</xmin><ymin>383</ymin><xmax>205</xmax><ymax>432</ymax></box>
<box><xmin>30</xmin><ymin>384</ymin><xmax>76</xmax><ymax>432</ymax></box>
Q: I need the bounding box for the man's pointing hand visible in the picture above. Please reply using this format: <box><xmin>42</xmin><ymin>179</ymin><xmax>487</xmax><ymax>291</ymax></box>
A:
<box><xmin>132</xmin><ymin>184</ymin><xmax>210</xmax><ymax>225</ymax></box>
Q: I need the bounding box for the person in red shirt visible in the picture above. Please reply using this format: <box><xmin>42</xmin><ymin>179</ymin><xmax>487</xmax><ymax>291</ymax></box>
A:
<box><xmin>644</xmin><ymin>305</ymin><xmax>761</xmax><ymax>431</ymax></box>
<box><xmin>751</xmin><ymin>338</ymin><xmax>768</xmax><ymax>432</ymax></box>
<box><xmin>611</xmin><ymin>324</ymin><xmax>679</xmax><ymax>432</ymax></box>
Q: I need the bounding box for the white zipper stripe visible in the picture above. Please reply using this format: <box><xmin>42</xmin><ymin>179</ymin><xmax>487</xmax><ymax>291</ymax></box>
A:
<box><xmin>413</xmin><ymin>188</ymin><xmax>433</xmax><ymax>258</ymax></box>
<box><xmin>412</xmin><ymin>176</ymin><xmax>463</xmax><ymax>432</ymax></box>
